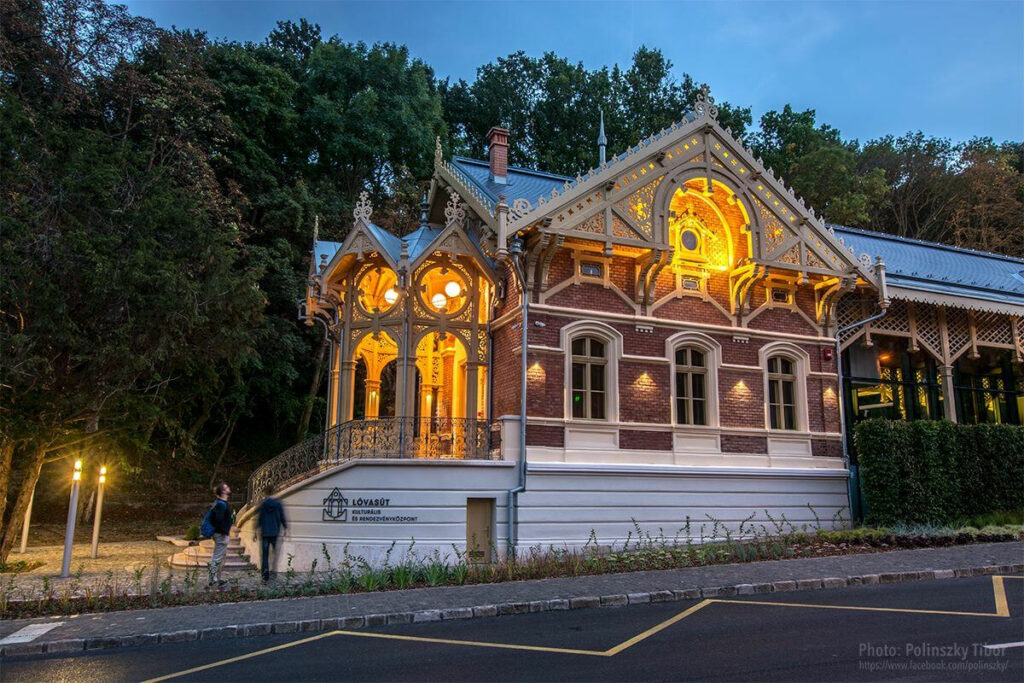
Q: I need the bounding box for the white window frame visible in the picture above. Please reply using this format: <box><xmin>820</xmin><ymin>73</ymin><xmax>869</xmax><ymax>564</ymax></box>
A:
<box><xmin>665</xmin><ymin>331</ymin><xmax>721</xmax><ymax>428</ymax></box>
<box><xmin>561</xmin><ymin>320</ymin><xmax>622</xmax><ymax>422</ymax></box>
<box><xmin>759</xmin><ymin>341</ymin><xmax>810</xmax><ymax>432</ymax></box>
<box><xmin>570</xmin><ymin>337</ymin><xmax>608</xmax><ymax>420</ymax></box>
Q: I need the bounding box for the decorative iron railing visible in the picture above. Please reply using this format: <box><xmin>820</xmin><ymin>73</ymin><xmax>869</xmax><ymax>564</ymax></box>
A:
<box><xmin>246</xmin><ymin>417</ymin><xmax>496</xmax><ymax>506</ymax></box>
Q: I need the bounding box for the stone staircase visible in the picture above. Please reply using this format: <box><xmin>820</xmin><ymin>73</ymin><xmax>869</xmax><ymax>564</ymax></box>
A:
<box><xmin>168</xmin><ymin>527</ymin><xmax>253</xmax><ymax>572</ymax></box>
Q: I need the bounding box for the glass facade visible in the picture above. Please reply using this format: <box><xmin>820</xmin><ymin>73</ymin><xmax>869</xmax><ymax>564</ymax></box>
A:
<box><xmin>954</xmin><ymin>349</ymin><xmax>1022</xmax><ymax>425</ymax></box>
<box><xmin>843</xmin><ymin>338</ymin><xmax>943</xmax><ymax>424</ymax></box>
<box><xmin>842</xmin><ymin>338</ymin><xmax>1024</xmax><ymax>459</ymax></box>
<box><xmin>842</xmin><ymin>338</ymin><xmax>944</xmax><ymax>459</ymax></box>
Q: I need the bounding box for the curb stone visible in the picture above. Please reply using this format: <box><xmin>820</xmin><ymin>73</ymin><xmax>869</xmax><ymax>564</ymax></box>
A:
<box><xmin>2</xmin><ymin>561</ymin><xmax>1022</xmax><ymax>658</ymax></box>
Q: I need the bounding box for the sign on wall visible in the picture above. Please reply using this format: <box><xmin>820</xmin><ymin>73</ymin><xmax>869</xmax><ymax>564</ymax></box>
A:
<box><xmin>322</xmin><ymin>487</ymin><xmax>418</xmax><ymax>523</ymax></box>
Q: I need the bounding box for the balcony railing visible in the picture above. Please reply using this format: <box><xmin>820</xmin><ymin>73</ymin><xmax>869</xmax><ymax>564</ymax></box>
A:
<box><xmin>246</xmin><ymin>417</ymin><xmax>496</xmax><ymax>506</ymax></box>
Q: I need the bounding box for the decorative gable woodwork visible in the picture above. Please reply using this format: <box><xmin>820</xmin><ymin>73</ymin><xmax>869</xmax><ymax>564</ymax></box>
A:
<box><xmin>495</xmin><ymin>89</ymin><xmax>879</xmax><ymax>298</ymax></box>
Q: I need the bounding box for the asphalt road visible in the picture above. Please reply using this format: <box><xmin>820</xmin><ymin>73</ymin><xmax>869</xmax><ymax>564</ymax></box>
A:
<box><xmin>3</xmin><ymin>574</ymin><xmax>1022</xmax><ymax>682</ymax></box>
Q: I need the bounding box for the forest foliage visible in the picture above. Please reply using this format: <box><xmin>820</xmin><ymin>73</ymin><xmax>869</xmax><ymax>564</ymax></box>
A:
<box><xmin>1</xmin><ymin>0</ymin><xmax>1021</xmax><ymax>560</ymax></box>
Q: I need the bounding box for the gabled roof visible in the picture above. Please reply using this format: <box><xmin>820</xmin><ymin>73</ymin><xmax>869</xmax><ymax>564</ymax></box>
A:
<box><xmin>402</xmin><ymin>224</ymin><xmax>443</xmax><ymax>261</ymax></box>
<box><xmin>313</xmin><ymin>240</ymin><xmax>343</xmax><ymax>265</ymax></box>
<box><xmin>365</xmin><ymin>223</ymin><xmax>405</xmax><ymax>262</ymax></box>
<box><xmin>449</xmin><ymin>156</ymin><xmax>571</xmax><ymax>206</ymax></box>
<box><xmin>314</xmin><ymin>223</ymin><xmax>441</xmax><ymax>271</ymax></box>
<box><xmin>831</xmin><ymin>224</ymin><xmax>1024</xmax><ymax>310</ymax></box>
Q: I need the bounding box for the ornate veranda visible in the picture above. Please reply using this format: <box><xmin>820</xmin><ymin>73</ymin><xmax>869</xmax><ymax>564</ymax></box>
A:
<box><xmin>305</xmin><ymin>192</ymin><xmax>497</xmax><ymax>463</ymax></box>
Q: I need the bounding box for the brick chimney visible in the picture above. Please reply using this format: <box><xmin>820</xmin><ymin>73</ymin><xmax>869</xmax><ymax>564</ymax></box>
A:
<box><xmin>486</xmin><ymin>126</ymin><xmax>509</xmax><ymax>184</ymax></box>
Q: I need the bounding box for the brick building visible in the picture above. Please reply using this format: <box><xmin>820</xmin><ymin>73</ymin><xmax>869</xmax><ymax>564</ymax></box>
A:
<box><xmin>238</xmin><ymin>91</ymin><xmax>1024</xmax><ymax>569</ymax></box>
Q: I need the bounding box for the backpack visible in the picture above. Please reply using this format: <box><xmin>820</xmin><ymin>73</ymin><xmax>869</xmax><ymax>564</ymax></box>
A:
<box><xmin>200</xmin><ymin>500</ymin><xmax>219</xmax><ymax>538</ymax></box>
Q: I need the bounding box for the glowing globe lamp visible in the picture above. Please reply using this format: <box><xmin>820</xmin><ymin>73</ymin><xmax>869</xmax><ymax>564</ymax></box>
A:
<box><xmin>431</xmin><ymin>293</ymin><xmax>447</xmax><ymax>310</ymax></box>
<box><xmin>383</xmin><ymin>288</ymin><xmax>399</xmax><ymax>305</ymax></box>
<box><xmin>444</xmin><ymin>281</ymin><xmax>462</xmax><ymax>298</ymax></box>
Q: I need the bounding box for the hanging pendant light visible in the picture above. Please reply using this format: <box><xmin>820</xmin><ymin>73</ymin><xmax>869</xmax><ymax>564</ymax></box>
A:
<box><xmin>383</xmin><ymin>288</ymin><xmax>399</xmax><ymax>305</ymax></box>
<box><xmin>444</xmin><ymin>280</ymin><xmax>462</xmax><ymax>298</ymax></box>
<box><xmin>431</xmin><ymin>292</ymin><xmax>447</xmax><ymax>310</ymax></box>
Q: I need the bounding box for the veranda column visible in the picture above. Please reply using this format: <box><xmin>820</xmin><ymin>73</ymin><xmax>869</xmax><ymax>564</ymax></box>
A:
<box><xmin>364</xmin><ymin>379</ymin><xmax>381</xmax><ymax>418</ymax></box>
<box><xmin>464</xmin><ymin>361</ymin><xmax>480</xmax><ymax>421</ymax></box>
<box><xmin>396</xmin><ymin>324</ymin><xmax>414</xmax><ymax>456</ymax></box>
<box><xmin>327</xmin><ymin>345</ymin><xmax>341</xmax><ymax>427</ymax></box>
<box><xmin>339</xmin><ymin>359</ymin><xmax>357</xmax><ymax>422</ymax></box>
<box><xmin>939</xmin><ymin>364</ymin><xmax>957</xmax><ymax>422</ymax></box>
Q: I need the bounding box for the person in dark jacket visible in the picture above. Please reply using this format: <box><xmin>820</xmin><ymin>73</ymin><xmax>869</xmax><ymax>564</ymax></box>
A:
<box><xmin>208</xmin><ymin>482</ymin><xmax>233</xmax><ymax>586</ymax></box>
<box><xmin>256</xmin><ymin>485</ymin><xmax>288</xmax><ymax>582</ymax></box>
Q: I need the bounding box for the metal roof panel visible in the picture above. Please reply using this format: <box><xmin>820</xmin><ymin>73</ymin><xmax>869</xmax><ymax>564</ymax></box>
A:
<box><xmin>830</xmin><ymin>224</ymin><xmax>1024</xmax><ymax>302</ymax></box>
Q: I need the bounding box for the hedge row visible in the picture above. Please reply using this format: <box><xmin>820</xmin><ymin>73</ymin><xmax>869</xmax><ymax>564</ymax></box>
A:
<box><xmin>855</xmin><ymin>419</ymin><xmax>1024</xmax><ymax>526</ymax></box>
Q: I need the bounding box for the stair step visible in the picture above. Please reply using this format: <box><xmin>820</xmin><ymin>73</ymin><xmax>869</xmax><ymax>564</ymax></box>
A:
<box><xmin>168</xmin><ymin>529</ymin><xmax>253</xmax><ymax>571</ymax></box>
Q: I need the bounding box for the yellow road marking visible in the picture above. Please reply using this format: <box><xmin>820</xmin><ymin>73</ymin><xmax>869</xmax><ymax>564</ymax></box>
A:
<box><xmin>603</xmin><ymin>600</ymin><xmax>712</xmax><ymax>656</ymax></box>
<box><xmin>140</xmin><ymin>631</ymin><xmax>336</xmax><ymax>683</ymax></box>
<box><xmin>141</xmin><ymin>575</ymin><xmax>1021</xmax><ymax>681</ymax></box>
<box><xmin>329</xmin><ymin>629</ymin><xmax>606</xmax><ymax>656</ymax></box>
<box><xmin>713</xmin><ymin>574</ymin><xmax>1020</xmax><ymax>619</ymax></box>
<box><xmin>710</xmin><ymin>598</ymin><xmax>1005</xmax><ymax>618</ymax></box>
<box><xmin>993</xmin><ymin>576</ymin><xmax>1010</xmax><ymax>617</ymax></box>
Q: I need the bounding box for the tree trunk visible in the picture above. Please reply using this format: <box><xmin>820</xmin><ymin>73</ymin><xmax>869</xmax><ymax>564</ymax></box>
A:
<box><xmin>296</xmin><ymin>337</ymin><xmax>329</xmax><ymax>442</ymax></box>
<box><xmin>207</xmin><ymin>418</ymin><xmax>236</xmax><ymax>490</ymax></box>
<box><xmin>0</xmin><ymin>441</ymin><xmax>13</xmax><ymax>536</ymax></box>
<box><xmin>0</xmin><ymin>448</ymin><xmax>44</xmax><ymax>564</ymax></box>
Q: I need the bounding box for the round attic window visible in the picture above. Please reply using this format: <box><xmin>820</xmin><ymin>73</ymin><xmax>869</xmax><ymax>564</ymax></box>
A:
<box><xmin>357</xmin><ymin>266</ymin><xmax>400</xmax><ymax>314</ymax></box>
<box><xmin>680</xmin><ymin>229</ymin><xmax>700</xmax><ymax>252</ymax></box>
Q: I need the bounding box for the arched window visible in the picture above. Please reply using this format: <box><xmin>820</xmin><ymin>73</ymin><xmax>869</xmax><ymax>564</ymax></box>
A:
<box><xmin>767</xmin><ymin>355</ymin><xmax>797</xmax><ymax>430</ymax></box>
<box><xmin>571</xmin><ymin>337</ymin><xmax>607</xmax><ymax>420</ymax></box>
<box><xmin>674</xmin><ymin>347</ymin><xmax>707</xmax><ymax>425</ymax></box>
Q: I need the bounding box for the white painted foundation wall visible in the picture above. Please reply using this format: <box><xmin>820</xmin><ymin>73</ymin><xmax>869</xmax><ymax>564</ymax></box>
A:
<box><xmin>238</xmin><ymin>457</ymin><xmax>850</xmax><ymax>572</ymax></box>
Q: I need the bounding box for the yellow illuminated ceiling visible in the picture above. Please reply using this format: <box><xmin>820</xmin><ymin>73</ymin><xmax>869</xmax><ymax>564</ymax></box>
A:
<box><xmin>668</xmin><ymin>183</ymin><xmax>741</xmax><ymax>272</ymax></box>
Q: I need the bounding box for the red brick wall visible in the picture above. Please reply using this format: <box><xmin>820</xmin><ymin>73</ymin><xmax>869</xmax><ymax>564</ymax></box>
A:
<box><xmin>652</xmin><ymin>296</ymin><xmax>732</xmax><ymax>325</ymax></box>
<box><xmin>491</xmin><ymin>321</ymin><xmax>521</xmax><ymax>417</ymax></box>
<box><xmin>489</xmin><ymin>235</ymin><xmax>843</xmax><ymax>451</ymax></box>
<box><xmin>526</xmin><ymin>351</ymin><xmax>563</xmax><ymax>418</ymax></box>
<box><xmin>721</xmin><ymin>435</ymin><xmax>768</xmax><ymax>454</ymax></box>
<box><xmin>526</xmin><ymin>424</ymin><xmax>564</xmax><ymax>447</ymax></box>
<box><xmin>811</xmin><ymin>439</ymin><xmax>842</xmax><ymax>458</ymax></box>
<box><xmin>546</xmin><ymin>282</ymin><xmax>635</xmax><ymax>315</ymax></box>
<box><xmin>619</xmin><ymin>361</ymin><xmax>670</xmax><ymax>423</ymax></box>
<box><xmin>747</xmin><ymin>307</ymin><xmax>818</xmax><ymax>336</ymax></box>
<box><xmin>620</xmin><ymin>429</ymin><xmax>672</xmax><ymax>451</ymax></box>
<box><xmin>719</xmin><ymin>368</ymin><xmax>765</xmax><ymax>429</ymax></box>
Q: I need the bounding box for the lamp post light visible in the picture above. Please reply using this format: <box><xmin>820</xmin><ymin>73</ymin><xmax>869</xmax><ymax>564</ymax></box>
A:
<box><xmin>90</xmin><ymin>466</ymin><xmax>107</xmax><ymax>559</ymax></box>
<box><xmin>60</xmin><ymin>460</ymin><xmax>83</xmax><ymax>578</ymax></box>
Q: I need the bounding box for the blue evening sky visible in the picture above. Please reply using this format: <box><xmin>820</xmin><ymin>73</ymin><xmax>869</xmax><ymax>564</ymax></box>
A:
<box><xmin>123</xmin><ymin>0</ymin><xmax>1023</xmax><ymax>145</ymax></box>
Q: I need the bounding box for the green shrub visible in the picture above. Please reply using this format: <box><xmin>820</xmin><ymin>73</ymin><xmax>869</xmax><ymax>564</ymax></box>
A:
<box><xmin>184</xmin><ymin>525</ymin><xmax>201</xmax><ymax>541</ymax></box>
<box><xmin>855</xmin><ymin>419</ymin><xmax>1024</xmax><ymax>526</ymax></box>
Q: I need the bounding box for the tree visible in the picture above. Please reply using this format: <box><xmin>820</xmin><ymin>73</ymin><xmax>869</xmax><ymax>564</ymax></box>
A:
<box><xmin>948</xmin><ymin>139</ymin><xmax>1024</xmax><ymax>257</ymax></box>
<box><xmin>442</xmin><ymin>47</ymin><xmax>751</xmax><ymax>177</ymax></box>
<box><xmin>751</xmin><ymin>105</ymin><xmax>887</xmax><ymax>226</ymax></box>
<box><xmin>859</xmin><ymin>132</ymin><xmax>963</xmax><ymax>242</ymax></box>
<box><xmin>0</xmin><ymin>6</ymin><xmax>263</xmax><ymax>562</ymax></box>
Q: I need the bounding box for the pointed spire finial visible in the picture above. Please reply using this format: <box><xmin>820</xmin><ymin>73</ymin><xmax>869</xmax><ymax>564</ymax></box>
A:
<box><xmin>419</xmin><ymin>190</ymin><xmax>429</xmax><ymax>228</ymax></box>
<box><xmin>597</xmin><ymin>109</ymin><xmax>607</xmax><ymax>166</ymax></box>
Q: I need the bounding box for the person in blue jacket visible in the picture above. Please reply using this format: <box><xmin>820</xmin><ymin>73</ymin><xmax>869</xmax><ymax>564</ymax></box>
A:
<box><xmin>256</xmin><ymin>485</ymin><xmax>288</xmax><ymax>582</ymax></box>
<box><xmin>207</xmin><ymin>482</ymin><xmax>233</xmax><ymax>587</ymax></box>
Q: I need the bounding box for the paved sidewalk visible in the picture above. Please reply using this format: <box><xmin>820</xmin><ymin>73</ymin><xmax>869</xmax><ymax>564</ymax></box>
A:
<box><xmin>1</xmin><ymin>542</ymin><xmax>1021</xmax><ymax>657</ymax></box>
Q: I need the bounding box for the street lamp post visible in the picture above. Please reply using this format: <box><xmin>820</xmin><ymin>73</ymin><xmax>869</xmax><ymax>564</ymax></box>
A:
<box><xmin>60</xmin><ymin>460</ymin><xmax>82</xmax><ymax>578</ymax></box>
<box><xmin>90</xmin><ymin>466</ymin><xmax>107</xmax><ymax>559</ymax></box>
